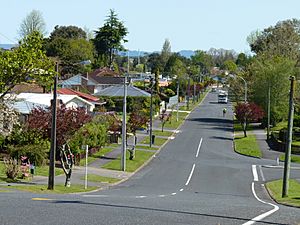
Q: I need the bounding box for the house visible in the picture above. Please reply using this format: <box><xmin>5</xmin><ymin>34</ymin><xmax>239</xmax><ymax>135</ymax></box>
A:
<box><xmin>59</xmin><ymin>68</ymin><xmax>124</xmax><ymax>94</ymax></box>
<box><xmin>16</xmin><ymin>93</ymin><xmax>95</xmax><ymax>112</ymax></box>
<box><xmin>57</xmin><ymin>88</ymin><xmax>105</xmax><ymax>107</ymax></box>
<box><xmin>94</xmin><ymin>84</ymin><xmax>151</xmax><ymax>97</ymax></box>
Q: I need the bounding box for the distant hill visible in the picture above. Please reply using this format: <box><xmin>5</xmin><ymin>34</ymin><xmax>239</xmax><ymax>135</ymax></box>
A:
<box><xmin>0</xmin><ymin>44</ymin><xmax>16</xmax><ymax>50</ymax></box>
<box><xmin>1</xmin><ymin>44</ymin><xmax>195</xmax><ymax>58</ymax></box>
<box><xmin>119</xmin><ymin>50</ymin><xmax>195</xmax><ymax>58</ymax></box>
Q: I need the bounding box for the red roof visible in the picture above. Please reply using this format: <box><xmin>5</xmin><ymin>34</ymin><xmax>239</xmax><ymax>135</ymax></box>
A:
<box><xmin>57</xmin><ymin>88</ymin><xmax>99</xmax><ymax>102</ymax></box>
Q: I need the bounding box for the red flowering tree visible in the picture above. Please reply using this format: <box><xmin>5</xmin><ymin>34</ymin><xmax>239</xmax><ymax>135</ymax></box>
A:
<box><xmin>235</xmin><ymin>102</ymin><xmax>265</xmax><ymax>137</ymax></box>
<box><xmin>127</xmin><ymin>111</ymin><xmax>148</xmax><ymax>160</ymax></box>
<box><xmin>27</xmin><ymin>105</ymin><xmax>92</xmax><ymax>147</ymax></box>
<box><xmin>159</xmin><ymin>110</ymin><xmax>171</xmax><ymax>132</ymax></box>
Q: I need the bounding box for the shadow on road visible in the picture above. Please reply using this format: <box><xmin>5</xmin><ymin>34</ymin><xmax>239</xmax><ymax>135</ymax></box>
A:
<box><xmin>188</xmin><ymin>118</ymin><xmax>233</xmax><ymax>132</ymax></box>
<box><xmin>50</xmin><ymin>200</ymin><xmax>287</xmax><ymax>225</ymax></box>
<box><xmin>210</xmin><ymin>136</ymin><xmax>233</xmax><ymax>141</ymax></box>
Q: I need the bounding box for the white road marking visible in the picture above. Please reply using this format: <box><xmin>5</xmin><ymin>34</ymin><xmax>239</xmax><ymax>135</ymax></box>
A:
<box><xmin>159</xmin><ymin>195</ymin><xmax>165</xmax><ymax>197</ymax></box>
<box><xmin>135</xmin><ymin>196</ymin><xmax>146</xmax><ymax>198</ymax></box>
<box><xmin>83</xmin><ymin>195</ymin><xmax>108</xmax><ymax>198</ymax></box>
<box><xmin>242</xmin><ymin>182</ymin><xmax>279</xmax><ymax>225</ymax></box>
<box><xmin>185</xmin><ymin>164</ymin><xmax>196</xmax><ymax>186</ymax></box>
<box><xmin>180</xmin><ymin>188</ymin><xmax>184</xmax><ymax>192</ymax></box>
<box><xmin>252</xmin><ymin>165</ymin><xmax>259</xmax><ymax>181</ymax></box>
<box><xmin>169</xmin><ymin>136</ymin><xmax>175</xmax><ymax>140</ymax></box>
<box><xmin>258</xmin><ymin>165</ymin><xmax>265</xmax><ymax>182</ymax></box>
<box><xmin>171</xmin><ymin>192</ymin><xmax>177</xmax><ymax>195</ymax></box>
<box><xmin>196</xmin><ymin>138</ymin><xmax>203</xmax><ymax>158</ymax></box>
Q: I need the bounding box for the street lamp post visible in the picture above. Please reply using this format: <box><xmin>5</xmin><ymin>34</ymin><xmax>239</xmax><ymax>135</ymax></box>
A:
<box><xmin>121</xmin><ymin>75</ymin><xmax>127</xmax><ymax>171</ymax></box>
<box><xmin>149</xmin><ymin>78</ymin><xmax>154</xmax><ymax>147</ymax></box>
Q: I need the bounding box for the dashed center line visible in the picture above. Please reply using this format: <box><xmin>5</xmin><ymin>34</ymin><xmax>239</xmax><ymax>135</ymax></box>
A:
<box><xmin>185</xmin><ymin>163</ymin><xmax>195</xmax><ymax>186</ymax></box>
<box><xmin>171</xmin><ymin>192</ymin><xmax>177</xmax><ymax>195</ymax></box>
<box><xmin>180</xmin><ymin>188</ymin><xmax>184</xmax><ymax>192</ymax></box>
<box><xmin>196</xmin><ymin>138</ymin><xmax>203</xmax><ymax>158</ymax></box>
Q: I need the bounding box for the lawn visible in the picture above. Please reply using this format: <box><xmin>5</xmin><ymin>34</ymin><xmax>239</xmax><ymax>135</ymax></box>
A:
<box><xmin>266</xmin><ymin>179</ymin><xmax>300</xmax><ymax>207</ymax></box>
<box><xmin>163</xmin><ymin>112</ymin><xmax>189</xmax><ymax>129</ymax></box>
<box><xmin>234</xmin><ymin>134</ymin><xmax>262</xmax><ymax>158</ymax></box>
<box><xmin>233</xmin><ymin>120</ymin><xmax>255</xmax><ymax>132</ymax></box>
<box><xmin>4</xmin><ymin>184</ymin><xmax>98</xmax><ymax>194</ymax></box>
<box><xmin>34</xmin><ymin>166</ymin><xmax>64</xmax><ymax>177</ymax></box>
<box><xmin>141</xmin><ymin>136</ymin><xmax>168</xmax><ymax>146</ymax></box>
<box><xmin>79</xmin><ymin>146</ymin><xmax>116</xmax><ymax>166</ymax></box>
<box><xmin>102</xmin><ymin>150</ymin><xmax>155</xmax><ymax>172</ymax></box>
<box><xmin>279</xmin><ymin>154</ymin><xmax>300</xmax><ymax>164</ymax></box>
<box><xmin>153</xmin><ymin>130</ymin><xmax>173</xmax><ymax>137</ymax></box>
<box><xmin>135</xmin><ymin>145</ymin><xmax>159</xmax><ymax>151</ymax></box>
<box><xmin>80</xmin><ymin>174</ymin><xmax>120</xmax><ymax>184</ymax></box>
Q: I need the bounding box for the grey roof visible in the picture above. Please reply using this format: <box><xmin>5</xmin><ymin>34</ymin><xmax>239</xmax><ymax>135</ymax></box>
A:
<box><xmin>95</xmin><ymin>84</ymin><xmax>151</xmax><ymax>97</ymax></box>
<box><xmin>13</xmin><ymin>101</ymin><xmax>48</xmax><ymax>114</ymax></box>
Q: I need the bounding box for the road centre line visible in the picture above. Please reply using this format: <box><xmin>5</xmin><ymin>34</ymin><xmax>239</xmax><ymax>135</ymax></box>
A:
<box><xmin>242</xmin><ymin>182</ymin><xmax>279</xmax><ymax>225</ymax></box>
<box><xmin>185</xmin><ymin>164</ymin><xmax>196</xmax><ymax>186</ymax></box>
<box><xmin>179</xmin><ymin>189</ymin><xmax>184</xmax><ymax>192</ymax></box>
<box><xmin>252</xmin><ymin>165</ymin><xmax>259</xmax><ymax>181</ymax></box>
<box><xmin>196</xmin><ymin>138</ymin><xmax>203</xmax><ymax>158</ymax></box>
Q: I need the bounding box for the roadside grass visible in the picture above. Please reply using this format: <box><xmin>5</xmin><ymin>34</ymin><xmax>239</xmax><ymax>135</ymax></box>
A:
<box><xmin>80</xmin><ymin>174</ymin><xmax>120</xmax><ymax>184</ymax></box>
<box><xmin>233</xmin><ymin>120</ymin><xmax>255</xmax><ymax>132</ymax></box>
<box><xmin>135</xmin><ymin>145</ymin><xmax>159</xmax><ymax>151</ymax></box>
<box><xmin>101</xmin><ymin>151</ymin><xmax>155</xmax><ymax>172</ymax></box>
<box><xmin>153</xmin><ymin>130</ymin><xmax>173</xmax><ymax>137</ymax></box>
<box><xmin>234</xmin><ymin>134</ymin><xmax>262</xmax><ymax>158</ymax></box>
<box><xmin>163</xmin><ymin>112</ymin><xmax>189</xmax><ymax>129</ymax></box>
<box><xmin>79</xmin><ymin>146</ymin><xmax>116</xmax><ymax>167</ymax></box>
<box><xmin>266</xmin><ymin>179</ymin><xmax>300</xmax><ymax>207</ymax></box>
<box><xmin>279</xmin><ymin>154</ymin><xmax>300</xmax><ymax>164</ymax></box>
<box><xmin>141</xmin><ymin>136</ymin><xmax>168</xmax><ymax>146</ymax></box>
<box><xmin>4</xmin><ymin>184</ymin><xmax>98</xmax><ymax>194</ymax></box>
<box><xmin>0</xmin><ymin>161</ymin><xmax>63</xmax><ymax>182</ymax></box>
<box><xmin>35</xmin><ymin>166</ymin><xmax>64</xmax><ymax>177</ymax></box>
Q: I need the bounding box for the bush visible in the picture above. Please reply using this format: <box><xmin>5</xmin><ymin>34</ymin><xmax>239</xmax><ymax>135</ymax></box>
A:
<box><xmin>278</xmin><ymin>127</ymin><xmax>300</xmax><ymax>142</ymax></box>
<box><xmin>6</xmin><ymin>127</ymin><xmax>50</xmax><ymax>166</ymax></box>
<box><xmin>69</xmin><ymin>122</ymin><xmax>107</xmax><ymax>154</ymax></box>
<box><xmin>3</xmin><ymin>158</ymin><xmax>20</xmax><ymax>180</ymax></box>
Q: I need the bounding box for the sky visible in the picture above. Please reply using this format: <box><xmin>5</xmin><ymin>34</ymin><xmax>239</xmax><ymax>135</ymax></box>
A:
<box><xmin>0</xmin><ymin>0</ymin><xmax>299</xmax><ymax>53</ymax></box>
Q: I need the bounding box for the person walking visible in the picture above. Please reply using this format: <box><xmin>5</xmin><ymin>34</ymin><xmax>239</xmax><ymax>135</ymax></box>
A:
<box><xmin>223</xmin><ymin>108</ymin><xmax>227</xmax><ymax>117</ymax></box>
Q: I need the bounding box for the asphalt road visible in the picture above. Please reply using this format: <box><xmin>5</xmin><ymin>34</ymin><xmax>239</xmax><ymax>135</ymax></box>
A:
<box><xmin>1</xmin><ymin>92</ymin><xmax>300</xmax><ymax>225</ymax></box>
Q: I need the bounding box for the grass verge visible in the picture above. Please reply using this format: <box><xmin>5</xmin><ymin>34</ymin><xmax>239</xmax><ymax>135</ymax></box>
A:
<box><xmin>279</xmin><ymin>154</ymin><xmax>300</xmax><ymax>164</ymax></box>
<box><xmin>4</xmin><ymin>184</ymin><xmax>98</xmax><ymax>194</ymax></box>
<box><xmin>153</xmin><ymin>130</ymin><xmax>173</xmax><ymax>137</ymax></box>
<box><xmin>80</xmin><ymin>174</ymin><xmax>120</xmax><ymax>183</ymax></box>
<box><xmin>163</xmin><ymin>112</ymin><xmax>189</xmax><ymax>129</ymax></box>
<box><xmin>266</xmin><ymin>179</ymin><xmax>300</xmax><ymax>207</ymax></box>
<box><xmin>102</xmin><ymin>151</ymin><xmax>155</xmax><ymax>172</ymax></box>
<box><xmin>79</xmin><ymin>147</ymin><xmax>115</xmax><ymax>166</ymax></box>
<box><xmin>35</xmin><ymin>166</ymin><xmax>64</xmax><ymax>177</ymax></box>
<box><xmin>141</xmin><ymin>136</ymin><xmax>168</xmax><ymax>146</ymax></box>
<box><xmin>234</xmin><ymin>134</ymin><xmax>262</xmax><ymax>158</ymax></box>
<box><xmin>135</xmin><ymin>145</ymin><xmax>159</xmax><ymax>151</ymax></box>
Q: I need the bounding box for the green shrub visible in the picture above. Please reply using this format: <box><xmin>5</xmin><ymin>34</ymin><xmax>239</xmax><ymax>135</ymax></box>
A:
<box><xmin>6</xmin><ymin>128</ymin><xmax>49</xmax><ymax>166</ymax></box>
<box><xmin>69</xmin><ymin>122</ymin><xmax>107</xmax><ymax>154</ymax></box>
<box><xmin>3</xmin><ymin>158</ymin><xmax>20</xmax><ymax>180</ymax></box>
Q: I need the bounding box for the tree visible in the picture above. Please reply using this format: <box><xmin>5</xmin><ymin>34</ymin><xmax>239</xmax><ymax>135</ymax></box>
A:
<box><xmin>45</xmin><ymin>25</ymin><xmax>94</xmax><ymax>76</ymax></box>
<box><xmin>128</xmin><ymin>111</ymin><xmax>148</xmax><ymax>159</ymax></box>
<box><xmin>159</xmin><ymin>110</ymin><xmax>171</xmax><ymax>132</ymax></box>
<box><xmin>161</xmin><ymin>39</ymin><xmax>172</xmax><ymax>70</ymax></box>
<box><xmin>235</xmin><ymin>102</ymin><xmax>264</xmax><ymax>137</ymax></box>
<box><xmin>19</xmin><ymin>10</ymin><xmax>46</xmax><ymax>38</ymax></box>
<box><xmin>0</xmin><ymin>31</ymin><xmax>54</xmax><ymax>100</ymax></box>
<box><xmin>250</xmin><ymin>55</ymin><xmax>296</xmax><ymax>124</ymax></box>
<box><xmin>49</xmin><ymin>25</ymin><xmax>87</xmax><ymax>40</ymax></box>
<box><xmin>93</xmin><ymin>9</ymin><xmax>128</xmax><ymax>67</ymax></box>
<box><xmin>191</xmin><ymin>50</ymin><xmax>213</xmax><ymax>75</ymax></box>
<box><xmin>221</xmin><ymin>59</ymin><xmax>238</xmax><ymax>73</ymax></box>
<box><xmin>27</xmin><ymin>105</ymin><xmax>91</xmax><ymax>147</ymax></box>
<box><xmin>250</xmin><ymin>19</ymin><xmax>300</xmax><ymax>61</ymax></box>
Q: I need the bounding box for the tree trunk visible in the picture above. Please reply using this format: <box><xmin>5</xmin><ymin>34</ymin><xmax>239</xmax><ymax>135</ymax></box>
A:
<box><xmin>65</xmin><ymin>169</ymin><xmax>72</xmax><ymax>187</ymax></box>
<box><xmin>242</xmin><ymin>121</ymin><xmax>247</xmax><ymax>137</ymax></box>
